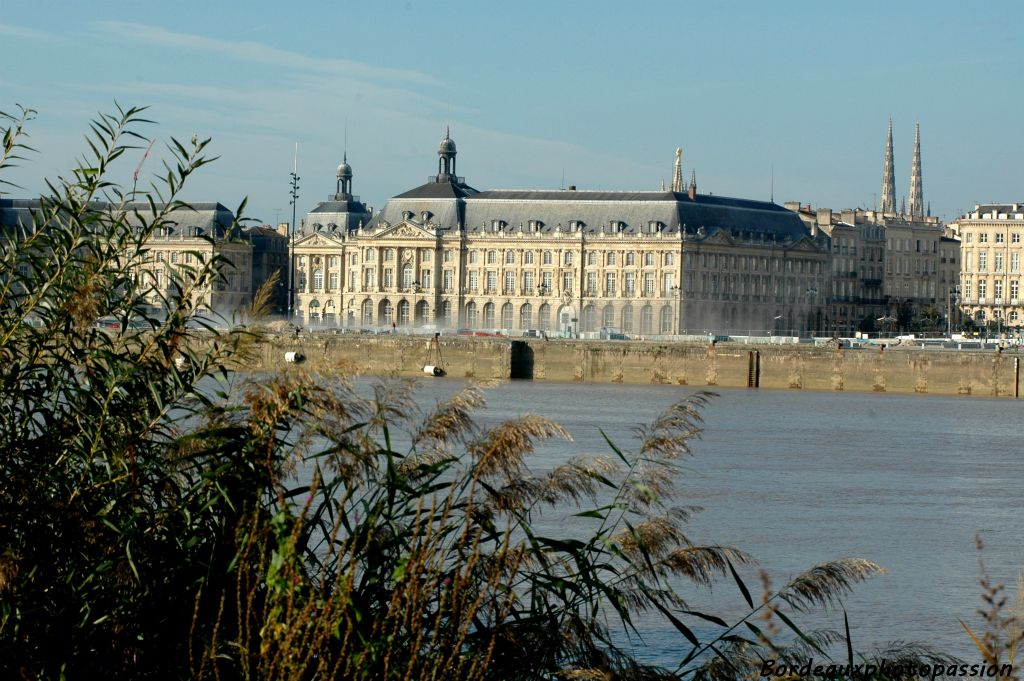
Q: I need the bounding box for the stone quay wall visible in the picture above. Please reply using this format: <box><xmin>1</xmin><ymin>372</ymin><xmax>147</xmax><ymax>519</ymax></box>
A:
<box><xmin>249</xmin><ymin>335</ymin><xmax>1023</xmax><ymax>398</ymax></box>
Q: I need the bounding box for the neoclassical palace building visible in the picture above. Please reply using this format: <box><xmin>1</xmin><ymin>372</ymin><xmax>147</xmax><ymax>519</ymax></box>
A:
<box><xmin>291</xmin><ymin>134</ymin><xmax>830</xmax><ymax>336</ymax></box>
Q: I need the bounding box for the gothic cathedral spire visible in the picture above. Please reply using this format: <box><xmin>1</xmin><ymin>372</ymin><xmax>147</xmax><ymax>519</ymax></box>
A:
<box><xmin>881</xmin><ymin>118</ymin><xmax>896</xmax><ymax>215</ymax></box>
<box><xmin>908</xmin><ymin>122</ymin><xmax>923</xmax><ymax>219</ymax></box>
<box><xmin>671</xmin><ymin>147</ymin><xmax>683</xmax><ymax>193</ymax></box>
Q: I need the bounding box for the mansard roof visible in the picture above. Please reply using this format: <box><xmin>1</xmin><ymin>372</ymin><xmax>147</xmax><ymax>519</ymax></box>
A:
<box><xmin>301</xmin><ymin>194</ymin><xmax>372</xmax><ymax>235</ymax></box>
<box><xmin>461</xmin><ymin>189</ymin><xmax>806</xmax><ymax>240</ymax></box>
<box><xmin>2</xmin><ymin>199</ymin><xmax>237</xmax><ymax>239</ymax></box>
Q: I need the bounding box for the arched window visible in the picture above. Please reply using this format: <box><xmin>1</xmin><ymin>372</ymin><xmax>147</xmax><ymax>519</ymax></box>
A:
<box><xmin>505</xmin><ymin>250</ymin><xmax>516</xmax><ymax>264</ymax></box>
<box><xmin>519</xmin><ymin>303</ymin><xmax>532</xmax><ymax>329</ymax></box>
<box><xmin>606</xmin><ymin>252</ymin><xmax>616</xmax><ymax>266</ymax></box>
<box><xmin>640</xmin><ymin>305</ymin><xmax>654</xmax><ymax>335</ymax></box>
<box><xmin>380</xmin><ymin>299</ymin><xmax>393</xmax><ymax>325</ymax></box>
<box><xmin>524</xmin><ymin>251</ymin><xmax>535</xmax><ymax>265</ymax></box>
<box><xmin>483</xmin><ymin>302</ymin><xmax>496</xmax><ymax>328</ymax></box>
<box><xmin>537</xmin><ymin>303</ymin><xmax>551</xmax><ymax>331</ymax></box>
<box><xmin>660</xmin><ymin>305</ymin><xmax>673</xmax><ymax>334</ymax></box>
<box><xmin>621</xmin><ymin>305</ymin><xmax>634</xmax><ymax>333</ymax></box>
<box><xmin>466</xmin><ymin>302</ymin><xmax>478</xmax><ymax>327</ymax></box>
<box><xmin>602</xmin><ymin>304</ymin><xmax>614</xmax><ymax>329</ymax></box>
<box><xmin>564</xmin><ymin>252</ymin><xmax>574</xmax><ymax>266</ymax></box>
<box><xmin>486</xmin><ymin>250</ymin><xmax>497</xmax><ymax>265</ymax></box>
<box><xmin>501</xmin><ymin>303</ymin><xmax>514</xmax><ymax>329</ymax></box>
<box><xmin>397</xmin><ymin>300</ymin><xmax>410</xmax><ymax>326</ymax></box>
<box><xmin>587</xmin><ymin>252</ymin><xmax>598</xmax><ymax>266</ymax></box>
<box><xmin>582</xmin><ymin>304</ymin><xmax>596</xmax><ymax>332</ymax></box>
<box><xmin>361</xmin><ymin>299</ymin><xmax>373</xmax><ymax>326</ymax></box>
<box><xmin>415</xmin><ymin>300</ymin><xmax>429</xmax><ymax>325</ymax></box>
<box><xmin>441</xmin><ymin>300</ymin><xmax>452</xmax><ymax>327</ymax></box>
<box><xmin>543</xmin><ymin>251</ymin><xmax>553</xmax><ymax>265</ymax></box>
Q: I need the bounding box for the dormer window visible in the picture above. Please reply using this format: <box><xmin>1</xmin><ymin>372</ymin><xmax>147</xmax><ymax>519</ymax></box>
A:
<box><xmin>403</xmin><ymin>211</ymin><xmax>414</xmax><ymax>221</ymax></box>
<box><xmin>421</xmin><ymin>211</ymin><xmax>432</xmax><ymax>222</ymax></box>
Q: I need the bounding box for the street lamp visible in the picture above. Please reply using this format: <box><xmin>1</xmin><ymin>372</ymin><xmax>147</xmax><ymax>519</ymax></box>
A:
<box><xmin>287</xmin><ymin>163</ymin><xmax>300</xmax><ymax>321</ymax></box>
<box><xmin>946</xmin><ymin>285</ymin><xmax>960</xmax><ymax>337</ymax></box>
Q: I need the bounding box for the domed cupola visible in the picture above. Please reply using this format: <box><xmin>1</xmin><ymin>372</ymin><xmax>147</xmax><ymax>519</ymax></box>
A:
<box><xmin>437</xmin><ymin>126</ymin><xmax>457</xmax><ymax>181</ymax></box>
<box><xmin>335</xmin><ymin>152</ymin><xmax>353</xmax><ymax>198</ymax></box>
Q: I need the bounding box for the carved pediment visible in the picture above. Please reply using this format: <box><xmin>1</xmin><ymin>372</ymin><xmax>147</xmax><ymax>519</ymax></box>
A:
<box><xmin>703</xmin><ymin>230</ymin><xmax>734</xmax><ymax>245</ymax></box>
<box><xmin>294</xmin><ymin>232</ymin><xmax>343</xmax><ymax>248</ymax></box>
<box><xmin>377</xmin><ymin>221</ymin><xmax>435</xmax><ymax>239</ymax></box>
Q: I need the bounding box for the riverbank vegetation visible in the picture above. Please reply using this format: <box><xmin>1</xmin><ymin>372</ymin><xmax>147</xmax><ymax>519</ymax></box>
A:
<box><xmin>0</xmin><ymin>106</ymin><xmax>1015</xmax><ymax>679</ymax></box>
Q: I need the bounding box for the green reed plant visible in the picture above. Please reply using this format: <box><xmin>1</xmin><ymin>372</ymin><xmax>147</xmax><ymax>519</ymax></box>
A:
<box><xmin>1</xmin><ymin>104</ymin><xmax>954</xmax><ymax>680</ymax></box>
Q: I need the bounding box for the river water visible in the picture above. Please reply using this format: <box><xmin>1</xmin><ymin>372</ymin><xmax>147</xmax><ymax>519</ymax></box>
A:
<box><xmin>350</xmin><ymin>378</ymin><xmax>1023</xmax><ymax>666</ymax></box>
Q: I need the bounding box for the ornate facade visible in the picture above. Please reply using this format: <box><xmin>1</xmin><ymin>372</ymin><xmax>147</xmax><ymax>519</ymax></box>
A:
<box><xmin>954</xmin><ymin>204</ymin><xmax>1024</xmax><ymax>332</ymax></box>
<box><xmin>290</xmin><ymin>133</ymin><xmax>829</xmax><ymax>336</ymax></box>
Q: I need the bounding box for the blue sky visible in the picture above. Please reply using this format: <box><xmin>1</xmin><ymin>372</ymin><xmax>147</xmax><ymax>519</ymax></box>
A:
<box><xmin>2</xmin><ymin>1</ymin><xmax>1022</xmax><ymax>224</ymax></box>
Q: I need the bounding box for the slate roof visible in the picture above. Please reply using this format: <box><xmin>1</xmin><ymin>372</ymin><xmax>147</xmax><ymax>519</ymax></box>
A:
<box><xmin>300</xmin><ymin>195</ymin><xmax>372</xmax><ymax>235</ymax></box>
<box><xmin>1</xmin><ymin>199</ymin><xmax>237</xmax><ymax>238</ymax></box>
<box><xmin>364</xmin><ymin>184</ymin><xmax>809</xmax><ymax>242</ymax></box>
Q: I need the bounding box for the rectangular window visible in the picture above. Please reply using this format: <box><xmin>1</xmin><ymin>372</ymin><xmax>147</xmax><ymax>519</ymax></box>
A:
<box><xmin>1012</xmin><ymin>233</ymin><xmax>1020</xmax><ymax>244</ymax></box>
<box><xmin>383</xmin><ymin>268</ymin><xmax>393</xmax><ymax>288</ymax></box>
<box><xmin>486</xmin><ymin>271</ymin><xmax>496</xmax><ymax>293</ymax></box>
<box><xmin>542</xmin><ymin>271</ymin><xmax>552</xmax><ymax>291</ymax></box>
<box><xmin>995</xmin><ymin>253</ymin><xmax>1004</xmax><ymax>272</ymax></box>
<box><xmin>561</xmin><ymin>271</ymin><xmax>573</xmax><ymax>294</ymax></box>
<box><xmin>1012</xmin><ymin>281</ymin><xmax>1019</xmax><ymax>300</ymax></box>
<box><xmin>979</xmin><ymin>280</ymin><xmax>987</xmax><ymax>299</ymax></box>
<box><xmin>329</xmin><ymin>272</ymin><xmax>338</xmax><ymax>291</ymax></box>
<box><xmin>1013</xmin><ymin>253</ymin><xmax>1020</xmax><ymax>273</ymax></box>
<box><xmin>469</xmin><ymin>271</ymin><xmax>479</xmax><ymax>293</ymax></box>
<box><xmin>444</xmin><ymin>249</ymin><xmax>453</xmax><ymax>263</ymax></box>
<box><xmin>995</xmin><ymin>280</ymin><xmax>1003</xmax><ymax>300</ymax></box>
<box><xmin>964</xmin><ymin>280</ymin><xmax>971</xmax><ymax>299</ymax></box>
<box><xmin>966</xmin><ymin>233</ymin><xmax>973</xmax><ymax>244</ymax></box>
<box><xmin>523</xmin><ymin>271</ymin><xmax>535</xmax><ymax>292</ymax></box>
<box><xmin>979</xmin><ymin>252</ymin><xmax>987</xmax><ymax>272</ymax></box>
<box><xmin>625</xmin><ymin>272</ymin><xmax>636</xmax><ymax>296</ymax></box>
<box><xmin>504</xmin><ymin>271</ymin><xmax>515</xmax><ymax>294</ymax></box>
<box><xmin>348</xmin><ymin>271</ymin><xmax>356</xmax><ymax>290</ymax></box>
<box><xmin>421</xmin><ymin>269</ymin><xmax>432</xmax><ymax>289</ymax></box>
<box><xmin>980</xmin><ymin>233</ymin><xmax>988</xmax><ymax>243</ymax></box>
<box><xmin>996</xmin><ymin>233</ymin><xmax>1005</xmax><ymax>243</ymax></box>
<box><xmin>543</xmin><ymin>250</ymin><xmax>552</xmax><ymax>265</ymax></box>
<box><xmin>605</xmin><ymin>272</ymin><xmax>616</xmax><ymax>295</ymax></box>
<box><xmin>586</xmin><ymin>271</ymin><xmax>597</xmax><ymax>295</ymax></box>
<box><xmin>643</xmin><ymin>272</ymin><xmax>655</xmax><ymax>295</ymax></box>
<box><xmin>443</xmin><ymin>270</ymin><xmax>454</xmax><ymax>292</ymax></box>
<box><xmin>965</xmin><ymin>253</ymin><xmax>972</xmax><ymax>272</ymax></box>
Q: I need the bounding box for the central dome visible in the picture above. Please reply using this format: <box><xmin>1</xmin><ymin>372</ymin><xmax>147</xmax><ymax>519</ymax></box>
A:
<box><xmin>438</xmin><ymin>130</ymin><xmax>456</xmax><ymax>156</ymax></box>
<box><xmin>336</xmin><ymin>160</ymin><xmax>353</xmax><ymax>179</ymax></box>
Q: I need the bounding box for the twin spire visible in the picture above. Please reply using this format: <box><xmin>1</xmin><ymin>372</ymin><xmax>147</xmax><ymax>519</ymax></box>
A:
<box><xmin>880</xmin><ymin>119</ymin><xmax>924</xmax><ymax>219</ymax></box>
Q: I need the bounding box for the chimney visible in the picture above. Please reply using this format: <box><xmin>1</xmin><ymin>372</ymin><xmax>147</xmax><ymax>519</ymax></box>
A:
<box><xmin>567</xmin><ymin>185</ymin><xmax>576</xmax><ymax>191</ymax></box>
<box><xmin>277</xmin><ymin>222</ymin><xmax>289</xmax><ymax>237</ymax></box>
<box><xmin>688</xmin><ymin>183</ymin><xmax>696</xmax><ymax>200</ymax></box>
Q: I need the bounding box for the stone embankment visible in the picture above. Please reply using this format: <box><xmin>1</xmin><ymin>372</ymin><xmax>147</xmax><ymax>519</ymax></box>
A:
<box><xmin>250</xmin><ymin>335</ymin><xmax>1023</xmax><ymax>398</ymax></box>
